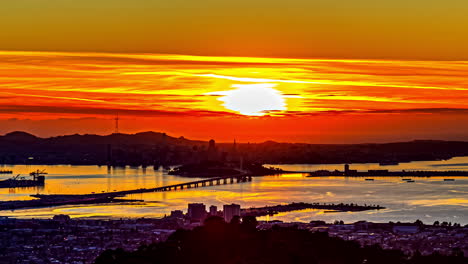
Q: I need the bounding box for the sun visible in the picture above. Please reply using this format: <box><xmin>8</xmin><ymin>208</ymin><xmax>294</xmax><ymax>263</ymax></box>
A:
<box><xmin>207</xmin><ymin>83</ymin><xmax>287</xmax><ymax>116</ymax></box>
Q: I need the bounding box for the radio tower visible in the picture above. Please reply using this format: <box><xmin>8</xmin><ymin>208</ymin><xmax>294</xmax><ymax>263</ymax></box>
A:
<box><xmin>114</xmin><ymin>114</ymin><xmax>119</xmax><ymax>134</ymax></box>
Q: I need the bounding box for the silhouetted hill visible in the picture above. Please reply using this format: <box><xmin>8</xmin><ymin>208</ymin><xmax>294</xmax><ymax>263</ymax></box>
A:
<box><xmin>1</xmin><ymin>131</ymin><xmax>468</xmax><ymax>165</ymax></box>
<box><xmin>3</xmin><ymin>131</ymin><xmax>39</xmax><ymax>142</ymax></box>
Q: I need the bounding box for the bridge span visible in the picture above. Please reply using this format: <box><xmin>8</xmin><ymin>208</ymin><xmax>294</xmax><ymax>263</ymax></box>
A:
<box><xmin>118</xmin><ymin>174</ymin><xmax>253</xmax><ymax>195</ymax></box>
<box><xmin>31</xmin><ymin>174</ymin><xmax>253</xmax><ymax>201</ymax></box>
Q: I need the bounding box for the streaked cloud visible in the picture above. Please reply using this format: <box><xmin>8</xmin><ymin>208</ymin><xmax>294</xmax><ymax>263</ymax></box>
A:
<box><xmin>1</xmin><ymin>51</ymin><xmax>468</xmax><ymax>141</ymax></box>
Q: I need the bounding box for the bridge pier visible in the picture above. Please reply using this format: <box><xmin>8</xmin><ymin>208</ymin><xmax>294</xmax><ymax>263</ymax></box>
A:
<box><xmin>223</xmin><ymin>178</ymin><xmax>227</xmax><ymax>184</ymax></box>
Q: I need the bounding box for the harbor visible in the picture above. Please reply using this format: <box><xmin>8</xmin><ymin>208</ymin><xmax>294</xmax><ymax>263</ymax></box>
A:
<box><xmin>0</xmin><ymin>170</ymin><xmax>46</xmax><ymax>188</ymax></box>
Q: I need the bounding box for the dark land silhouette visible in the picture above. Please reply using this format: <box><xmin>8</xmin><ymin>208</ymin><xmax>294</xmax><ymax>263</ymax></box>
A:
<box><xmin>94</xmin><ymin>216</ymin><xmax>468</xmax><ymax>264</ymax></box>
<box><xmin>2</xmin><ymin>131</ymin><xmax>468</xmax><ymax>166</ymax></box>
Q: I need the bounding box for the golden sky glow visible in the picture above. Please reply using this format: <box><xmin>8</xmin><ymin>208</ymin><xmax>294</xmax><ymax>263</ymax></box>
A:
<box><xmin>1</xmin><ymin>0</ymin><xmax>468</xmax><ymax>60</ymax></box>
<box><xmin>1</xmin><ymin>51</ymin><xmax>468</xmax><ymax>142</ymax></box>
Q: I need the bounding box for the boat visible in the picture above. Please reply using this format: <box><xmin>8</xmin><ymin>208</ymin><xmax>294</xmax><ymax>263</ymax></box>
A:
<box><xmin>0</xmin><ymin>170</ymin><xmax>47</xmax><ymax>188</ymax></box>
<box><xmin>443</xmin><ymin>179</ymin><xmax>455</xmax><ymax>181</ymax></box>
<box><xmin>406</xmin><ymin>180</ymin><xmax>415</xmax><ymax>183</ymax></box>
<box><xmin>0</xmin><ymin>170</ymin><xmax>13</xmax><ymax>174</ymax></box>
<box><xmin>365</xmin><ymin>178</ymin><xmax>374</xmax><ymax>181</ymax></box>
<box><xmin>402</xmin><ymin>178</ymin><xmax>412</xmax><ymax>181</ymax></box>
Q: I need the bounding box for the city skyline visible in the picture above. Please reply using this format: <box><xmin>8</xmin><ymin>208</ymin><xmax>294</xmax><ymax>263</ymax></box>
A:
<box><xmin>1</xmin><ymin>1</ymin><xmax>468</xmax><ymax>263</ymax></box>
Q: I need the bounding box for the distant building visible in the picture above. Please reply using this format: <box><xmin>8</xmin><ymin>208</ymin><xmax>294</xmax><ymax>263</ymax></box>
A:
<box><xmin>344</xmin><ymin>164</ymin><xmax>357</xmax><ymax>176</ymax></box>
<box><xmin>53</xmin><ymin>214</ymin><xmax>71</xmax><ymax>223</ymax></box>
<box><xmin>209</xmin><ymin>205</ymin><xmax>218</xmax><ymax>216</ymax></box>
<box><xmin>188</xmin><ymin>203</ymin><xmax>206</xmax><ymax>222</ymax></box>
<box><xmin>223</xmin><ymin>204</ymin><xmax>241</xmax><ymax>223</ymax></box>
<box><xmin>207</xmin><ymin>139</ymin><xmax>219</xmax><ymax>161</ymax></box>
<box><xmin>368</xmin><ymin>169</ymin><xmax>389</xmax><ymax>175</ymax></box>
<box><xmin>170</xmin><ymin>210</ymin><xmax>184</xmax><ymax>218</ymax></box>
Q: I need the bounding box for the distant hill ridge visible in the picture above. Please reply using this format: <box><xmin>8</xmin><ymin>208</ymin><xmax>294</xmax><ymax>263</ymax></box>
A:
<box><xmin>1</xmin><ymin>131</ymin><xmax>464</xmax><ymax>146</ymax></box>
<box><xmin>1</xmin><ymin>131</ymin><xmax>468</xmax><ymax>165</ymax></box>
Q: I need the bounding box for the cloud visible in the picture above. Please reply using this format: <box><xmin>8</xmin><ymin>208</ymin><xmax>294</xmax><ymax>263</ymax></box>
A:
<box><xmin>0</xmin><ymin>105</ymin><xmax>238</xmax><ymax>117</ymax></box>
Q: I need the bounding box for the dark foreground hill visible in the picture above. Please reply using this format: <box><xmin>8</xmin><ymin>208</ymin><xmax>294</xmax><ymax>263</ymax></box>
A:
<box><xmin>2</xmin><ymin>131</ymin><xmax>468</xmax><ymax>165</ymax></box>
<box><xmin>94</xmin><ymin>217</ymin><xmax>467</xmax><ymax>264</ymax></box>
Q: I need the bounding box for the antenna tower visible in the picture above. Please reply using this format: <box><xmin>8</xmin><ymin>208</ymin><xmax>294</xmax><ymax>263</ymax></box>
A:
<box><xmin>115</xmin><ymin>114</ymin><xmax>119</xmax><ymax>134</ymax></box>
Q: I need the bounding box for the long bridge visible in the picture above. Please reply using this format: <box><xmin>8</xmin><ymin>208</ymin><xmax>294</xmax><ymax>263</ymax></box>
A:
<box><xmin>116</xmin><ymin>174</ymin><xmax>253</xmax><ymax>195</ymax></box>
<box><xmin>31</xmin><ymin>174</ymin><xmax>253</xmax><ymax>201</ymax></box>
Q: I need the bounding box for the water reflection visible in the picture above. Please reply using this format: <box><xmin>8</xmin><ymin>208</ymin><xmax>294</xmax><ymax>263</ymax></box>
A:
<box><xmin>0</xmin><ymin>158</ymin><xmax>467</xmax><ymax>224</ymax></box>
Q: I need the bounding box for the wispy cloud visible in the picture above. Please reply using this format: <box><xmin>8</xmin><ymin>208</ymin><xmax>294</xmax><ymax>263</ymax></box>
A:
<box><xmin>0</xmin><ymin>51</ymin><xmax>467</xmax><ymax>119</ymax></box>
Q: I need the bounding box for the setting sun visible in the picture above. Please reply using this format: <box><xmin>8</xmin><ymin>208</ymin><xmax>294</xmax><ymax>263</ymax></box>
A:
<box><xmin>207</xmin><ymin>83</ymin><xmax>287</xmax><ymax>116</ymax></box>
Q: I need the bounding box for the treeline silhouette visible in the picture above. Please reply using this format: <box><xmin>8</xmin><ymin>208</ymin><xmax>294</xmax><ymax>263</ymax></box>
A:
<box><xmin>94</xmin><ymin>216</ymin><xmax>467</xmax><ymax>264</ymax></box>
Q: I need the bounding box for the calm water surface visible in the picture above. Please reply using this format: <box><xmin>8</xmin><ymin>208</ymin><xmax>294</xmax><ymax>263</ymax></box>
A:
<box><xmin>1</xmin><ymin>157</ymin><xmax>468</xmax><ymax>224</ymax></box>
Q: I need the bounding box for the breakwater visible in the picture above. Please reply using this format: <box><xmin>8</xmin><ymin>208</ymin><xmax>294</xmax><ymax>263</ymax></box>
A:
<box><xmin>308</xmin><ymin>170</ymin><xmax>468</xmax><ymax>177</ymax></box>
<box><xmin>241</xmin><ymin>202</ymin><xmax>384</xmax><ymax>217</ymax></box>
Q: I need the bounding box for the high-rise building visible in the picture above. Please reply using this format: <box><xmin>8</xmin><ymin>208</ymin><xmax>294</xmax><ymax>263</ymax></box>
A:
<box><xmin>209</xmin><ymin>205</ymin><xmax>217</xmax><ymax>216</ymax></box>
<box><xmin>207</xmin><ymin>139</ymin><xmax>219</xmax><ymax>161</ymax></box>
<box><xmin>223</xmin><ymin>204</ymin><xmax>241</xmax><ymax>223</ymax></box>
<box><xmin>188</xmin><ymin>203</ymin><xmax>207</xmax><ymax>222</ymax></box>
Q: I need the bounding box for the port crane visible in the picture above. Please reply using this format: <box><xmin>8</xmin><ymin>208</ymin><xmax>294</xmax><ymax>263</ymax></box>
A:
<box><xmin>30</xmin><ymin>169</ymin><xmax>48</xmax><ymax>180</ymax></box>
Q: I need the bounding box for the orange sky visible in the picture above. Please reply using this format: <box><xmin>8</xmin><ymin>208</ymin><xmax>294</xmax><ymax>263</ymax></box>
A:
<box><xmin>2</xmin><ymin>0</ymin><xmax>468</xmax><ymax>60</ymax></box>
<box><xmin>1</xmin><ymin>0</ymin><xmax>468</xmax><ymax>143</ymax></box>
<box><xmin>1</xmin><ymin>51</ymin><xmax>468</xmax><ymax>143</ymax></box>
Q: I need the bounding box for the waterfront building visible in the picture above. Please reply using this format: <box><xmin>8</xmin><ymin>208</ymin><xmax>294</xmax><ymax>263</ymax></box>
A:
<box><xmin>209</xmin><ymin>205</ymin><xmax>217</xmax><ymax>216</ymax></box>
<box><xmin>223</xmin><ymin>204</ymin><xmax>241</xmax><ymax>223</ymax></box>
<box><xmin>188</xmin><ymin>203</ymin><xmax>207</xmax><ymax>222</ymax></box>
<box><xmin>344</xmin><ymin>164</ymin><xmax>357</xmax><ymax>176</ymax></box>
<box><xmin>170</xmin><ymin>210</ymin><xmax>184</xmax><ymax>218</ymax></box>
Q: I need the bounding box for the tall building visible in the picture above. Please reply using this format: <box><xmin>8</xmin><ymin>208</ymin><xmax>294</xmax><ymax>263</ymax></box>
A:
<box><xmin>207</xmin><ymin>139</ymin><xmax>219</xmax><ymax>161</ymax></box>
<box><xmin>223</xmin><ymin>204</ymin><xmax>241</xmax><ymax>223</ymax></box>
<box><xmin>209</xmin><ymin>205</ymin><xmax>218</xmax><ymax>216</ymax></box>
<box><xmin>187</xmin><ymin>203</ymin><xmax>207</xmax><ymax>222</ymax></box>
